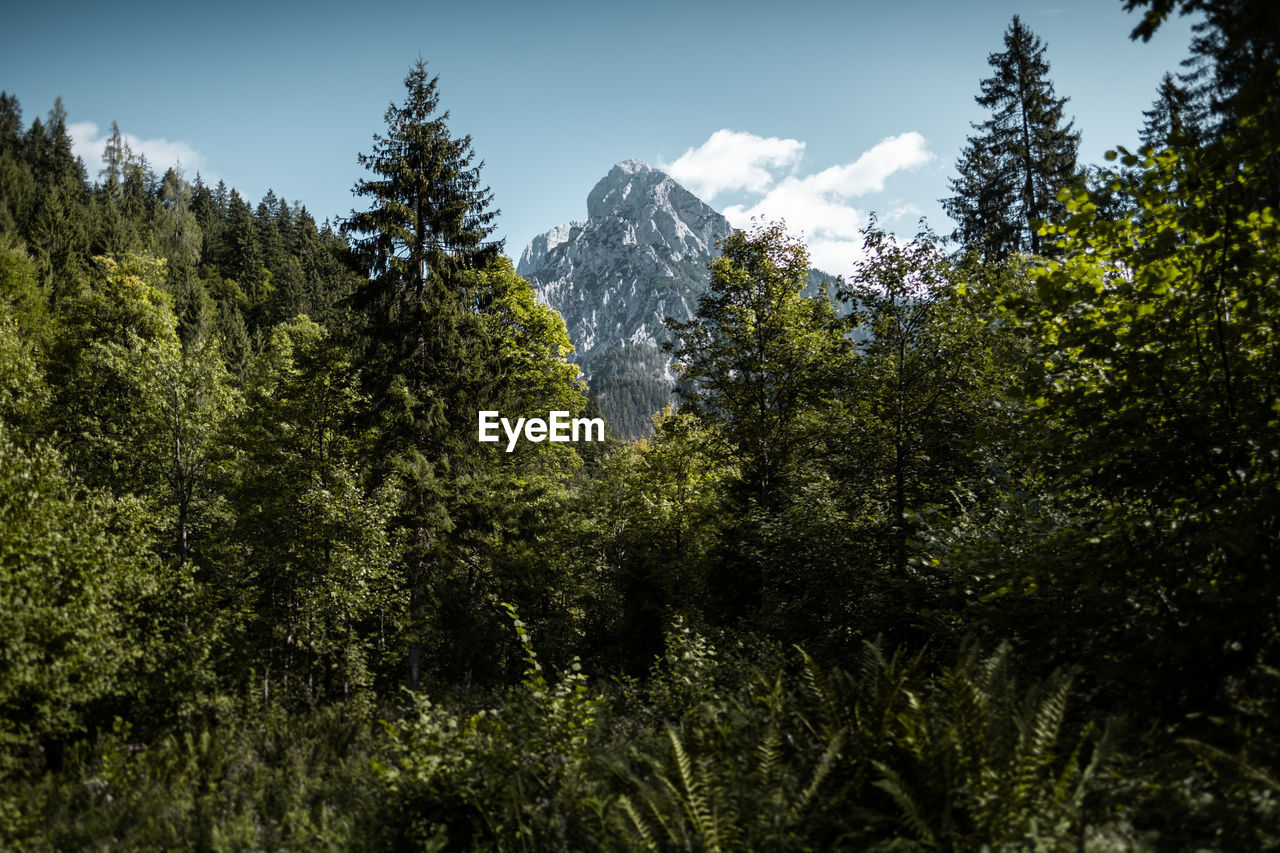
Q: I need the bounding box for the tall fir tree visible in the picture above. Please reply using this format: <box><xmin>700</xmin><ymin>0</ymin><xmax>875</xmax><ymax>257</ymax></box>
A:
<box><xmin>943</xmin><ymin>16</ymin><xmax>1080</xmax><ymax>260</ymax></box>
<box><xmin>343</xmin><ymin>58</ymin><xmax>500</xmax><ymax>462</ymax></box>
<box><xmin>343</xmin><ymin>59</ymin><xmax>503</xmax><ymax>688</ymax></box>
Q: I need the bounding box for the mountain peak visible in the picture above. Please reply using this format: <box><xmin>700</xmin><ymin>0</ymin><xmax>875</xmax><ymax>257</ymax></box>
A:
<box><xmin>614</xmin><ymin>158</ymin><xmax>652</xmax><ymax>174</ymax></box>
<box><xmin>519</xmin><ymin>162</ymin><xmax>733</xmax><ymax>437</ymax></box>
<box><xmin>587</xmin><ymin>159</ymin><xmax>669</xmax><ymax>220</ymax></box>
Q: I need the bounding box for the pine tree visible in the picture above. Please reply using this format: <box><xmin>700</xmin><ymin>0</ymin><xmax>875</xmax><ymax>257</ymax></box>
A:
<box><xmin>343</xmin><ymin>60</ymin><xmax>500</xmax><ymax>456</ymax></box>
<box><xmin>344</xmin><ymin>58</ymin><xmax>499</xmax><ymax>312</ymax></box>
<box><xmin>223</xmin><ymin>189</ymin><xmax>270</xmax><ymax>314</ymax></box>
<box><xmin>943</xmin><ymin>16</ymin><xmax>1080</xmax><ymax>260</ymax></box>
<box><xmin>1141</xmin><ymin>72</ymin><xmax>1203</xmax><ymax>151</ymax></box>
<box><xmin>1127</xmin><ymin>0</ymin><xmax>1278</xmax><ymax>129</ymax></box>
<box><xmin>26</xmin><ymin>99</ymin><xmax>90</xmax><ymax>294</ymax></box>
<box><xmin>342</xmin><ymin>59</ymin><xmax>508</xmax><ymax>497</ymax></box>
<box><xmin>343</xmin><ymin>59</ymin><xmax>502</xmax><ymax>689</ymax></box>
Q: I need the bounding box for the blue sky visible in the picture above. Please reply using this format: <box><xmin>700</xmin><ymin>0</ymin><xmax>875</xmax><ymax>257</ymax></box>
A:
<box><xmin>3</xmin><ymin>0</ymin><xmax>1196</xmax><ymax>276</ymax></box>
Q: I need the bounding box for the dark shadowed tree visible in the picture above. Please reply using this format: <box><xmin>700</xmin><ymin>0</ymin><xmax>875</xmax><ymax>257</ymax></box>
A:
<box><xmin>943</xmin><ymin>16</ymin><xmax>1081</xmax><ymax>260</ymax></box>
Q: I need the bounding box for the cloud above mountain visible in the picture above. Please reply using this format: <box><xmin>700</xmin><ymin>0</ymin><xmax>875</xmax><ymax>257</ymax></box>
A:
<box><xmin>663</xmin><ymin>129</ymin><xmax>805</xmax><ymax>198</ymax></box>
<box><xmin>661</xmin><ymin>130</ymin><xmax>933</xmax><ymax>276</ymax></box>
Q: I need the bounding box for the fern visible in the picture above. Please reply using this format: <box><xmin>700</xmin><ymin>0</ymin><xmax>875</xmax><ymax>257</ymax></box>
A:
<box><xmin>1013</xmin><ymin>670</ymin><xmax>1073</xmax><ymax>811</ymax></box>
<box><xmin>755</xmin><ymin>725</ymin><xmax>783</xmax><ymax>788</ymax></box>
<box><xmin>798</xmin><ymin>646</ymin><xmax>848</xmax><ymax>740</ymax></box>
<box><xmin>873</xmin><ymin>760</ymin><xmax>937</xmax><ymax>847</ymax></box>
<box><xmin>790</xmin><ymin>730</ymin><xmax>844</xmax><ymax>823</ymax></box>
<box><xmin>618</xmin><ymin>794</ymin><xmax>661</xmax><ymax>853</ymax></box>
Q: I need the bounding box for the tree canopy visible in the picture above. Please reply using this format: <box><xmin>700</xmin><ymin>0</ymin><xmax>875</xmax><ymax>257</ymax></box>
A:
<box><xmin>3</xmin><ymin>12</ymin><xmax>1280</xmax><ymax>845</ymax></box>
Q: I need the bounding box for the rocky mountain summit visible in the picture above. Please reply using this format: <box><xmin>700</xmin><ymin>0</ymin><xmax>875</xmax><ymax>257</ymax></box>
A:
<box><xmin>519</xmin><ymin>160</ymin><xmax>840</xmax><ymax>439</ymax></box>
<box><xmin>517</xmin><ymin>160</ymin><xmax>733</xmax><ymax>438</ymax></box>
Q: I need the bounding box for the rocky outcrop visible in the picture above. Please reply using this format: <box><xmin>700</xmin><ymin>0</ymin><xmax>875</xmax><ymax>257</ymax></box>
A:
<box><xmin>518</xmin><ymin>160</ymin><xmax>732</xmax><ymax>438</ymax></box>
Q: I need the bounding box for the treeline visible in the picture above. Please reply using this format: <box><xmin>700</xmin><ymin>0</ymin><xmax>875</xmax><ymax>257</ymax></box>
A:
<box><xmin>1</xmin><ymin>0</ymin><xmax>1279</xmax><ymax>849</ymax></box>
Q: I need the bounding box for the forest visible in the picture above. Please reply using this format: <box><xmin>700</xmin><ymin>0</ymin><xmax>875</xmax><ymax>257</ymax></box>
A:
<box><xmin>0</xmin><ymin>0</ymin><xmax>1277</xmax><ymax>849</ymax></box>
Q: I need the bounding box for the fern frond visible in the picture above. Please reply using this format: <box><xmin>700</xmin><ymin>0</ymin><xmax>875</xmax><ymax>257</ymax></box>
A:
<box><xmin>873</xmin><ymin>760</ymin><xmax>937</xmax><ymax>847</ymax></box>
<box><xmin>632</xmin><ymin>771</ymin><xmax>686</xmax><ymax>850</ymax></box>
<box><xmin>1072</xmin><ymin>719</ymin><xmax>1114</xmax><ymax>811</ymax></box>
<box><xmin>1051</xmin><ymin>720</ymin><xmax>1089</xmax><ymax>809</ymax></box>
<box><xmin>667</xmin><ymin>727</ymin><xmax>722</xmax><ymax>850</ymax></box>
<box><xmin>1013</xmin><ymin>671</ymin><xmax>1072</xmax><ymax>808</ymax></box>
<box><xmin>798</xmin><ymin>646</ymin><xmax>847</xmax><ymax>737</ymax></box>
<box><xmin>976</xmin><ymin>641</ymin><xmax>1012</xmax><ymax>697</ymax></box>
<box><xmin>618</xmin><ymin>794</ymin><xmax>661</xmax><ymax>853</ymax></box>
<box><xmin>1181</xmin><ymin>736</ymin><xmax>1280</xmax><ymax>792</ymax></box>
<box><xmin>790</xmin><ymin>731</ymin><xmax>844</xmax><ymax>822</ymax></box>
<box><xmin>756</xmin><ymin>725</ymin><xmax>782</xmax><ymax>786</ymax></box>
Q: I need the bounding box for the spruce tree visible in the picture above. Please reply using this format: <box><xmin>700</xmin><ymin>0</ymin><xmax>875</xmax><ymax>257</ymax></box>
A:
<box><xmin>343</xmin><ymin>59</ymin><xmax>503</xmax><ymax>688</ymax></box>
<box><xmin>343</xmin><ymin>58</ymin><xmax>500</xmax><ymax>463</ymax></box>
<box><xmin>344</xmin><ymin>59</ymin><xmax>499</xmax><ymax>308</ymax></box>
<box><xmin>1141</xmin><ymin>72</ymin><xmax>1203</xmax><ymax>151</ymax></box>
<box><xmin>943</xmin><ymin>16</ymin><xmax>1080</xmax><ymax>260</ymax></box>
<box><xmin>1126</xmin><ymin>0</ymin><xmax>1279</xmax><ymax>208</ymax></box>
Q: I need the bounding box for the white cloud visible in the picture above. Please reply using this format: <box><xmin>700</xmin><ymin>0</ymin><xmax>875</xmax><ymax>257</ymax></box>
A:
<box><xmin>69</xmin><ymin>121</ymin><xmax>208</xmax><ymax>182</ymax></box>
<box><xmin>884</xmin><ymin>201</ymin><xmax>924</xmax><ymax>224</ymax></box>
<box><xmin>661</xmin><ymin>129</ymin><xmax>804</xmax><ymax>200</ymax></box>
<box><xmin>711</xmin><ymin>131</ymin><xmax>933</xmax><ymax>276</ymax></box>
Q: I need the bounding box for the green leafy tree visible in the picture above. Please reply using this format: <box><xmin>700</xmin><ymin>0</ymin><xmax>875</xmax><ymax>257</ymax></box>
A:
<box><xmin>49</xmin><ymin>254</ymin><xmax>237</xmax><ymax>565</ymax></box>
<box><xmin>49</xmin><ymin>254</ymin><xmax>181</xmax><ymax>496</ymax></box>
<box><xmin>943</xmin><ymin>16</ymin><xmax>1081</xmax><ymax>260</ymax></box>
<box><xmin>668</xmin><ymin>222</ymin><xmax>849</xmax><ymax>513</ymax></box>
<box><xmin>1001</xmin><ymin>138</ymin><xmax>1280</xmax><ymax>709</ymax></box>
<box><xmin>399</xmin><ymin>258</ymin><xmax>590</xmax><ymax>691</ymax></box>
<box><xmin>0</xmin><ymin>425</ymin><xmax>157</xmax><ymax>770</ymax></box>
<box><xmin>840</xmin><ymin>226</ymin><xmax>1001</xmax><ymax>578</ymax></box>
<box><xmin>667</xmin><ymin>221</ymin><xmax>852</xmax><ymax>620</ymax></box>
<box><xmin>222</xmin><ymin>316</ymin><xmax>400</xmax><ymax>706</ymax></box>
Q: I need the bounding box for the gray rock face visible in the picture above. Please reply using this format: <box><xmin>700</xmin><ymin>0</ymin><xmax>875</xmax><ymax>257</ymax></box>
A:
<box><xmin>518</xmin><ymin>160</ymin><xmax>732</xmax><ymax>438</ymax></box>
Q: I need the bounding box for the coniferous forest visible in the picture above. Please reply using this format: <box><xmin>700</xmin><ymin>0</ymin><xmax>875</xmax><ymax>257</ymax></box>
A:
<box><xmin>2</xmin><ymin>1</ymin><xmax>1279</xmax><ymax>848</ymax></box>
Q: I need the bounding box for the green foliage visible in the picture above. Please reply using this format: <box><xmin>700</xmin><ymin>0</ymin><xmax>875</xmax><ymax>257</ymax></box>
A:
<box><xmin>858</xmin><ymin>643</ymin><xmax>1111</xmax><ymax>851</ymax></box>
<box><xmin>0</xmin><ymin>426</ymin><xmax>157</xmax><ymax>768</ymax></box>
<box><xmin>668</xmin><ymin>221</ymin><xmax>850</xmax><ymax>512</ymax></box>
<box><xmin>2</xmin><ymin>6</ymin><xmax>1279</xmax><ymax>843</ymax></box>
<box><xmin>841</xmin><ymin>225</ymin><xmax>1003</xmax><ymax>580</ymax></box>
<box><xmin>0</xmin><ymin>293</ymin><xmax>49</xmax><ymax>442</ymax></box>
<box><xmin>998</xmin><ymin>140</ymin><xmax>1280</xmax><ymax>706</ymax></box>
<box><xmin>618</xmin><ymin>632</ymin><xmax>1110</xmax><ymax>852</ymax></box>
<box><xmin>375</xmin><ymin>603</ymin><xmax>603</xmax><ymax>850</ymax></box>
<box><xmin>1</xmin><ymin>706</ymin><xmax>377</xmax><ymax>852</ymax></box>
<box><xmin>48</xmin><ymin>253</ymin><xmax>183</xmax><ymax>496</ymax></box>
<box><xmin>465</xmin><ymin>256</ymin><xmax>589</xmax><ymax>471</ymax></box>
<box><xmin>667</xmin><ymin>222</ymin><xmax>852</xmax><ymax>625</ymax></box>
<box><xmin>220</xmin><ymin>315</ymin><xmax>401</xmax><ymax>708</ymax></box>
